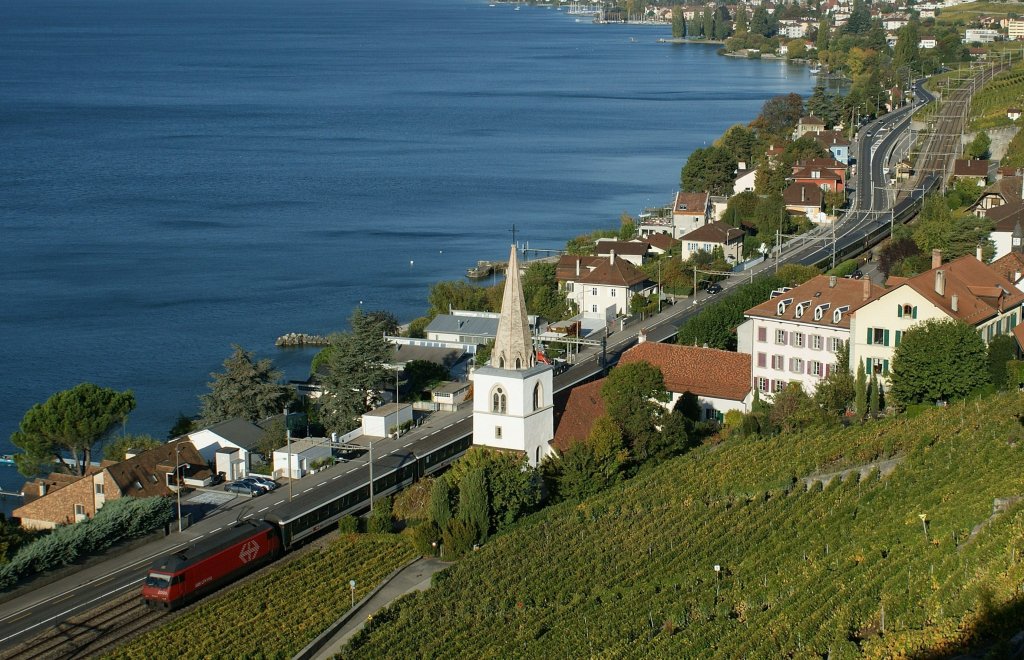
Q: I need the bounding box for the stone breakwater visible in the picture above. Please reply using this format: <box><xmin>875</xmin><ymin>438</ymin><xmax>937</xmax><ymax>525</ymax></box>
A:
<box><xmin>275</xmin><ymin>333</ymin><xmax>330</xmax><ymax>347</ymax></box>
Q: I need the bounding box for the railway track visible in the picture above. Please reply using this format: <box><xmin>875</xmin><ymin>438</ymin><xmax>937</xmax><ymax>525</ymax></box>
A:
<box><xmin>0</xmin><ymin>592</ymin><xmax>164</xmax><ymax>660</ymax></box>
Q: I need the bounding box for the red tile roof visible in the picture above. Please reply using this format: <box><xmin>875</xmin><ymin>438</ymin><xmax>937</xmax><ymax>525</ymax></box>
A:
<box><xmin>552</xmin><ymin>379</ymin><xmax>606</xmax><ymax>453</ymax></box>
<box><xmin>793</xmin><ymin>157</ymin><xmax>845</xmax><ymax>172</ymax></box>
<box><xmin>681</xmin><ymin>221</ymin><xmax>745</xmax><ymax>244</ymax></box>
<box><xmin>673</xmin><ymin>191</ymin><xmax>710</xmax><ymax>215</ymax></box>
<box><xmin>900</xmin><ymin>254</ymin><xmax>1024</xmax><ymax>325</ymax></box>
<box><xmin>555</xmin><ymin>255</ymin><xmax>602</xmax><ymax>282</ymax></box>
<box><xmin>579</xmin><ymin>256</ymin><xmax>650</xmax><ymax>287</ymax></box>
<box><xmin>594</xmin><ymin>240</ymin><xmax>649</xmax><ymax>256</ymax></box>
<box><xmin>813</xmin><ymin>130</ymin><xmax>851</xmax><ymax>148</ymax></box>
<box><xmin>953</xmin><ymin>158</ymin><xmax>989</xmax><ymax>177</ymax></box>
<box><xmin>619</xmin><ymin>342</ymin><xmax>751</xmax><ymax>402</ymax></box>
<box><xmin>783</xmin><ymin>182</ymin><xmax>824</xmax><ymax>207</ymax></box>
<box><xmin>645</xmin><ymin>233</ymin><xmax>677</xmax><ymax>252</ymax></box>
<box><xmin>1014</xmin><ymin>322</ymin><xmax>1024</xmax><ymax>353</ymax></box>
<box><xmin>745</xmin><ymin>274</ymin><xmax>884</xmax><ymax>329</ymax></box>
<box><xmin>991</xmin><ymin>251</ymin><xmax>1024</xmax><ymax>285</ymax></box>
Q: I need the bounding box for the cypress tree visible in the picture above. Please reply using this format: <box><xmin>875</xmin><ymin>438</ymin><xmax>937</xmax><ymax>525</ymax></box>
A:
<box><xmin>855</xmin><ymin>361</ymin><xmax>867</xmax><ymax>420</ymax></box>
<box><xmin>459</xmin><ymin>465</ymin><xmax>490</xmax><ymax>542</ymax></box>
<box><xmin>429</xmin><ymin>477</ymin><xmax>453</xmax><ymax>530</ymax></box>
<box><xmin>868</xmin><ymin>374</ymin><xmax>879</xmax><ymax>419</ymax></box>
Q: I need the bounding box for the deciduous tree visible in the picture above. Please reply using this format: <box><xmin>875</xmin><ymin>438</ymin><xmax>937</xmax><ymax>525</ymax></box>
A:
<box><xmin>601</xmin><ymin>362</ymin><xmax>670</xmax><ymax>460</ymax></box>
<box><xmin>889</xmin><ymin>319</ymin><xmax>988</xmax><ymax>406</ymax></box>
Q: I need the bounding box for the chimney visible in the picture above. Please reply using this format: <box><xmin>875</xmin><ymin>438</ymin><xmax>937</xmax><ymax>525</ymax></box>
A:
<box><xmin>931</xmin><ymin>249</ymin><xmax>942</xmax><ymax>269</ymax></box>
<box><xmin>829</xmin><ymin>275</ymin><xmax>837</xmax><ymax>288</ymax></box>
<box><xmin>331</xmin><ymin>432</ymin><xmax>338</xmax><ymax>443</ymax></box>
<box><xmin>39</xmin><ymin>482</ymin><xmax>46</xmax><ymax>497</ymax></box>
<box><xmin>738</xmin><ymin>161</ymin><xmax>747</xmax><ymax>170</ymax></box>
<box><xmin>862</xmin><ymin>277</ymin><xmax>871</xmax><ymax>301</ymax></box>
<box><xmin>976</xmin><ymin>245</ymin><xmax>984</xmax><ymax>262</ymax></box>
<box><xmin>951</xmin><ymin>294</ymin><xmax>959</xmax><ymax>312</ymax></box>
<box><xmin>575</xmin><ymin>258</ymin><xmax>581</xmax><ymax>277</ymax></box>
<box><xmin>935</xmin><ymin>269</ymin><xmax>946</xmax><ymax>296</ymax></box>
<box><xmin>610</xmin><ymin>249</ymin><xmax>616</xmax><ymax>265</ymax></box>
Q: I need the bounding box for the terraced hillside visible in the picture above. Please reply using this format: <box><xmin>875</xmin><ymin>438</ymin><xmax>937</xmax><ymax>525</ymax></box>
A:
<box><xmin>343</xmin><ymin>392</ymin><xmax>1024</xmax><ymax>658</ymax></box>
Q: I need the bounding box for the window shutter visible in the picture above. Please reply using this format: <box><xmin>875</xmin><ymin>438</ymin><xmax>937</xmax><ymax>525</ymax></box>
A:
<box><xmin>897</xmin><ymin>305</ymin><xmax>903</xmax><ymax>318</ymax></box>
<box><xmin>824</xmin><ymin>364</ymin><xmax>831</xmax><ymax>377</ymax></box>
<box><xmin>866</xmin><ymin>327</ymin><xmax>873</xmax><ymax>344</ymax></box>
<box><xmin>866</xmin><ymin>357</ymin><xmax>873</xmax><ymax>372</ymax></box>
<box><xmin>883</xmin><ymin>329</ymin><xmax>890</xmax><ymax>346</ymax></box>
<box><xmin>758</xmin><ymin>327</ymin><xmax>767</xmax><ymax>342</ymax></box>
<box><xmin>757</xmin><ymin>353</ymin><xmax>767</xmax><ymax>368</ymax></box>
<box><xmin>895</xmin><ymin>330</ymin><xmax>902</xmax><ymax>346</ymax></box>
<box><xmin>883</xmin><ymin>359</ymin><xmax>889</xmax><ymax>375</ymax></box>
<box><xmin>912</xmin><ymin>306</ymin><xmax>918</xmax><ymax>319</ymax></box>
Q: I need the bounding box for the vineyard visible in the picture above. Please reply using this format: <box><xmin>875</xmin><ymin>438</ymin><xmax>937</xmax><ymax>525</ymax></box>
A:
<box><xmin>968</xmin><ymin>61</ymin><xmax>1024</xmax><ymax>131</ymax></box>
<box><xmin>341</xmin><ymin>391</ymin><xmax>1024</xmax><ymax>657</ymax></box>
<box><xmin>108</xmin><ymin>534</ymin><xmax>415</xmax><ymax>659</ymax></box>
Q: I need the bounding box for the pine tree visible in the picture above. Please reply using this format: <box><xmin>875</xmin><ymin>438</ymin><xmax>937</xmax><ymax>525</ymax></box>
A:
<box><xmin>735</xmin><ymin>5</ymin><xmax>748</xmax><ymax>33</ymax></box>
<box><xmin>459</xmin><ymin>465</ymin><xmax>490</xmax><ymax>542</ymax></box>
<box><xmin>868</xmin><ymin>374</ymin><xmax>879</xmax><ymax>418</ymax></box>
<box><xmin>672</xmin><ymin>6</ymin><xmax>686</xmax><ymax>39</ymax></box>
<box><xmin>854</xmin><ymin>361</ymin><xmax>867</xmax><ymax>420</ymax></box>
<box><xmin>703</xmin><ymin>10</ymin><xmax>715</xmax><ymax>39</ymax></box>
<box><xmin>199</xmin><ymin>345</ymin><xmax>289</xmax><ymax>427</ymax></box>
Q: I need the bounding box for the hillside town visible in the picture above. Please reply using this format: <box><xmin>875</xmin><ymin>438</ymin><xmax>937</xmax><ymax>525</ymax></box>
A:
<box><xmin>4</xmin><ymin>0</ymin><xmax>1024</xmax><ymax>656</ymax></box>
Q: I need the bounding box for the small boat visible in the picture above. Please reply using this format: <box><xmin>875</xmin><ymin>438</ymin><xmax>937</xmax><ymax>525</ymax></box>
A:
<box><xmin>809</xmin><ymin>66</ymin><xmax>821</xmax><ymax>74</ymax></box>
<box><xmin>0</xmin><ymin>455</ymin><xmax>15</xmax><ymax>466</ymax></box>
<box><xmin>514</xmin><ymin>5</ymin><xmax>521</xmax><ymax>9</ymax></box>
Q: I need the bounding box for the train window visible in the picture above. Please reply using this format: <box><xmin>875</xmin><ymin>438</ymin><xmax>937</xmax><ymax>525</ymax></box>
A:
<box><xmin>146</xmin><ymin>573</ymin><xmax>172</xmax><ymax>589</ymax></box>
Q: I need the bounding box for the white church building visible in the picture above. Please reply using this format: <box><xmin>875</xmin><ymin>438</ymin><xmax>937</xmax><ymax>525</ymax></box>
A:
<box><xmin>470</xmin><ymin>246</ymin><xmax>555</xmax><ymax>467</ymax></box>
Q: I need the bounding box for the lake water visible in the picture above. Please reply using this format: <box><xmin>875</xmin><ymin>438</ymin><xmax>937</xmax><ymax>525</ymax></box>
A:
<box><xmin>0</xmin><ymin>0</ymin><xmax>813</xmax><ymax>497</ymax></box>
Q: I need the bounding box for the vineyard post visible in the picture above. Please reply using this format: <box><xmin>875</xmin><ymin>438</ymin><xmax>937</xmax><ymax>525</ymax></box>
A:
<box><xmin>350</xmin><ymin>579</ymin><xmax>356</xmax><ymax>609</ymax></box>
<box><xmin>919</xmin><ymin>513</ymin><xmax>928</xmax><ymax>542</ymax></box>
<box><xmin>713</xmin><ymin>564</ymin><xmax>721</xmax><ymax>605</ymax></box>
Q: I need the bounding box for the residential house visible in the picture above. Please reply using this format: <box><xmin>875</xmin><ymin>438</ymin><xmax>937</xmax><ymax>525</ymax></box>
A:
<box><xmin>765</xmin><ymin>144</ymin><xmax>786</xmax><ymax>166</ymax></box>
<box><xmin>733</xmin><ymin>163</ymin><xmax>758</xmax><ymax>195</ymax></box>
<box><xmin>850</xmin><ymin>250</ymin><xmax>1024</xmax><ymax>384</ymax></box>
<box><xmin>361</xmin><ymin>402</ymin><xmax>414</xmax><ymax>438</ymax></box>
<box><xmin>790</xmin><ymin>157</ymin><xmax>847</xmax><ymax>193</ymax></box>
<box><xmin>14</xmin><ymin>441</ymin><xmax>210</xmax><ymax>530</ymax></box>
<box><xmin>670</xmin><ymin>191</ymin><xmax>712</xmax><ymax>238</ymax></box>
<box><xmin>794</xmin><ymin>115</ymin><xmax>827</xmax><ymax>139</ymax></box>
<box><xmin>952</xmin><ymin>158</ymin><xmax>990</xmax><ymax>185</ymax></box>
<box><xmin>272</xmin><ymin>438</ymin><xmax>332</xmax><ymax>480</ymax></box>
<box><xmin>989</xmin><ymin>211</ymin><xmax>1024</xmax><ymax>259</ymax></box>
<box><xmin>969</xmin><ymin>175</ymin><xmax>1021</xmax><ymax>217</ymax></box>
<box><xmin>991</xmin><ymin>249</ymin><xmax>1024</xmax><ymax>293</ymax></box>
<box><xmin>431</xmin><ymin>380</ymin><xmax>472</xmax><ymax>412</ymax></box>
<box><xmin>556</xmin><ymin>252</ymin><xmax>658</xmax><ymax>318</ymax></box>
<box><xmin>1009</xmin><ymin>19</ymin><xmax>1024</xmax><ymax>40</ymax></box>
<box><xmin>783</xmin><ymin>182</ymin><xmax>827</xmax><ymax>223</ymax></box>
<box><xmin>187</xmin><ymin>418</ymin><xmax>266</xmax><ymax>481</ymax></box>
<box><xmin>594</xmin><ymin>239</ymin><xmax>650</xmax><ymax>266</ymax></box>
<box><xmin>618</xmin><ymin>340</ymin><xmax>753</xmax><ymax>422</ymax></box>
<box><xmin>965</xmin><ymin>28</ymin><xmax>999</xmax><ymax>43</ymax></box>
<box><xmin>710</xmin><ymin>195</ymin><xmax>730</xmax><ymax>222</ymax></box>
<box><xmin>644</xmin><ymin>233</ymin><xmax>677</xmax><ymax>255</ymax></box>
<box><xmin>679</xmin><ymin>221</ymin><xmax>745</xmax><ymax>263</ymax></box>
<box><xmin>426</xmin><ymin>310</ymin><xmax>541</xmax><ymax>345</ymax></box>
<box><xmin>740</xmin><ymin>275</ymin><xmax>884</xmax><ymax>396</ymax></box>
<box><xmin>1009</xmin><ymin>108</ymin><xmax>1022</xmax><ymax>121</ymax></box>
<box><xmin>812</xmin><ymin>130</ymin><xmax>851</xmax><ymax>165</ymax></box>
<box><xmin>919</xmin><ymin>36</ymin><xmax>937</xmax><ymax>49</ymax></box>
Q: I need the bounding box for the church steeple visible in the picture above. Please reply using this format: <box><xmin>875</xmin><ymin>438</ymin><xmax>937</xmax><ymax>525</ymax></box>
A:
<box><xmin>492</xmin><ymin>245</ymin><xmax>535</xmax><ymax>370</ymax></box>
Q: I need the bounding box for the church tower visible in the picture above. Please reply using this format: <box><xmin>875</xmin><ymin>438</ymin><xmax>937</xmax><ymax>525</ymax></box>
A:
<box><xmin>470</xmin><ymin>245</ymin><xmax>554</xmax><ymax>467</ymax></box>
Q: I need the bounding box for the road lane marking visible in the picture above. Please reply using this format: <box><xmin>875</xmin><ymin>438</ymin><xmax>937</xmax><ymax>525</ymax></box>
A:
<box><xmin>210</xmin><ymin>527</ymin><xmax>222</xmax><ymax>534</ymax></box>
<box><xmin>303</xmin><ymin>487</ymin><xmax>313</xmax><ymax>493</ymax></box>
<box><xmin>347</xmin><ymin>468</ymin><xmax>358</xmax><ymax>473</ymax></box>
<box><xmin>0</xmin><ymin>578</ymin><xmax>147</xmax><ymax>645</ymax></box>
<box><xmin>332</xmin><ymin>475</ymin><xmax>341</xmax><ymax>480</ymax></box>
<box><xmin>258</xmin><ymin>507</ymin><xmax>269</xmax><ymax>512</ymax></box>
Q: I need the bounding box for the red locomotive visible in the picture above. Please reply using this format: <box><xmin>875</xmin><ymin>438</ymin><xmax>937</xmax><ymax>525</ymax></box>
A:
<box><xmin>141</xmin><ymin>520</ymin><xmax>282</xmax><ymax>610</ymax></box>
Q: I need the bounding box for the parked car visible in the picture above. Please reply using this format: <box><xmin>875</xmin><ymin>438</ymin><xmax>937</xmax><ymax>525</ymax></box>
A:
<box><xmin>849</xmin><ymin>269</ymin><xmax>864</xmax><ymax>280</ymax></box>
<box><xmin>210</xmin><ymin>472</ymin><xmax>226</xmax><ymax>486</ymax></box>
<box><xmin>705</xmin><ymin>282</ymin><xmax>723</xmax><ymax>295</ymax></box>
<box><xmin>224</xmin><ymin>481</ymin><xmax>263</xmax><ymax>497</ymax></box>
<box><xmin>246</xmin><ymin>474</ymin><xmax>279</xmax><ymax>490</ymax></box>
<box><xmin>237</xmin><ymin>477</ymin><xmax>273</xmax><ymax>493</ymax></box>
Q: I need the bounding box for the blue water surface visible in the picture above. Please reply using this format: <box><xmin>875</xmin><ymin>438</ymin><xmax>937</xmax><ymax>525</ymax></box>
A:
<box><xmin>0</xmin><ymin>0</ymin><xmax>813</xmax><ymax>496</ymax></box>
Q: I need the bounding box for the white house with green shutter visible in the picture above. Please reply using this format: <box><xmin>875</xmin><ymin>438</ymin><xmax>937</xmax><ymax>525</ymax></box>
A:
<box><xmin>849</xmin><ymin>251</ymin><xmax>1024</xmax><ymax>384</ymax></box>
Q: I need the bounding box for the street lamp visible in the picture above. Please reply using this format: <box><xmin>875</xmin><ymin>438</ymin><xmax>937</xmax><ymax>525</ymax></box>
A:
<box><xmin>349</xmin><ymin>579</ymin><xmax>357</xmax><ymax>608</ymax></box>
<box><xmin>175</xmin><ymin>443</ymin><xmax>183</xmax><ymax>533</ymax></box>
<box><xmin>713</xmin><ymin>564</ymin><xmax>721</xmax><ymax>604</ymax></box>
<box><xmin>285</xmin><ymin>406</ymin><xmax>292</xmax><ymax>502</ymax></box>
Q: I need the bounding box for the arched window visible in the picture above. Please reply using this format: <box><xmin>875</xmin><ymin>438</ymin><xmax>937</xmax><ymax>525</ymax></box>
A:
<box><xmin>533</xmin><ymin>382</ymin><xmax>542</xmax><ymax>411</ymax></box>
<box><xmin>515</xmin><ymin>357</ymin><xmax>522</xmax><ymax>369</ymax></box>
<box><xmin>491</xmin><ymin>387</ymin><xmax>507</xmax><ymax>414</ymax></box>
<box><xmin>498</xmin><ymin>354</ymin><xmax>505</xmax><ymax>368</ymax></box>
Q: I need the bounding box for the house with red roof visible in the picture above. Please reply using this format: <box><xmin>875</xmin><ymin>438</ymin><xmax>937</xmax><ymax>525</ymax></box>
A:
<box><xmin>679</xmin><ymin>221</ymin><xmax>745</xmax><ymax>263</ymax></box>
<box><xmin>740</xmin><ymin>275</ymin><xmax>884</xmax><ymax>397</ymax></box>
<box><xmin>556</xmin><ymin>252</ymin><xmax>657</xmax><ymax>318</ymax></box>
<box><xmin>618</xmin><ymin>340</ymin><xmax>753</xmax><ymax>423</ymax></box>
<box><xmin>790</xmin><ymin>157</ymin><xmax>847</xmax><ymax>193</ymax></box>
<box><xmin>551</xmin><ymin>379</ymin><xmax>606</xmax><ymax>454</ymax></box>
<box><xmin>850</xmin><ymin>250</ymin><xmax>1024</xmax><ymax>382</ymax></box>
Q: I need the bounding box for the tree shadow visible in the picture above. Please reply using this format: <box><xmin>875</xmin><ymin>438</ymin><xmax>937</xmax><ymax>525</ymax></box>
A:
<box><xmin>912</xmin><ymin>593</ymin><xmax>1024</xmax><ymax>659</ymax></box>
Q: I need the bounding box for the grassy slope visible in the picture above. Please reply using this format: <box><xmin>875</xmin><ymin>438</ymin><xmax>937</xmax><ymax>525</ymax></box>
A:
<box><xmin>969</xmin><ymin>60</ymin><xmax>1024</xmax><ymax>130</ymax></box>
<box><xmin>110</xmin><ymin>535</ymin><xmax>415</xmax><ymax>659</ymax></box>
<box><xmin>342</xmin><ymin>392</ymin><xmax>1024</xmax><ymax>658</ymax></box>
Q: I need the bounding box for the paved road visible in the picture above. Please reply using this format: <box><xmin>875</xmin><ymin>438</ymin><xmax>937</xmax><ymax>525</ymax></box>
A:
<box><xmin>311</xmin><ymin>557</ymin><xmax>449</xmax><ymax>660</ymax></box>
